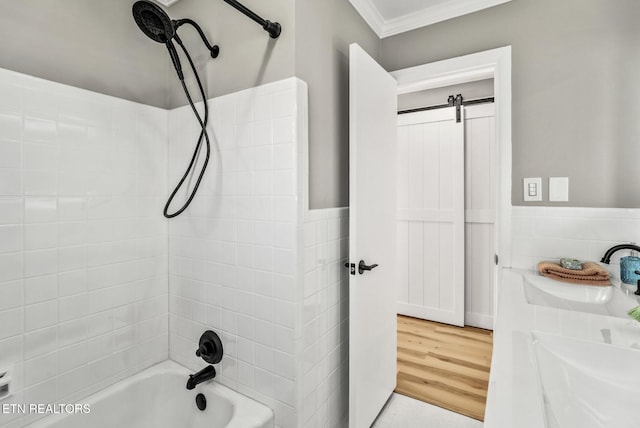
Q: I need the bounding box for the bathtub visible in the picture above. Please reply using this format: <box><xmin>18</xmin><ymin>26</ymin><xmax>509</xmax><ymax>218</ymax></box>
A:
<box><xmin>26</xmin><ymin>361</ymin><xmax>273</xmax><ymax>428</ymax></box>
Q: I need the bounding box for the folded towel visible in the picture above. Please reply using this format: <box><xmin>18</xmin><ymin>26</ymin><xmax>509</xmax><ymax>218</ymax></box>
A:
<box><xmin>537</xmin><ymin>261</ymin><xmax>611</xmax><ymax>286</ymax></box>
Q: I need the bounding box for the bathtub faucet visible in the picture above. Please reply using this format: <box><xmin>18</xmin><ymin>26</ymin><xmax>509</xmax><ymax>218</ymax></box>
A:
<box><xmin>186</xmin><ymin>365</ymin><xmax>216</xmax><ymax>390</ymax></box>
<box><xmin>601</xmin><ymin>244</ymin><xmax>640</xmax><ymax>264</ymax></box>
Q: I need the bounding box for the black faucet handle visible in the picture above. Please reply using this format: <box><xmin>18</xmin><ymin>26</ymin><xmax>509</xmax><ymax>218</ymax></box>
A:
<box><xmin>195</xmin><ymin>343</ymin><xmax>213</xmax><ymax>358</ymax></box>
<box><xmin>195</xmin><ymin>331</ymin><xmax>224</xmax><ymax>364</ymax></box>
<box><xmin>635</xmin><ymin>270</ymin><xmax>640</xmax><ymax>275</ymax></box>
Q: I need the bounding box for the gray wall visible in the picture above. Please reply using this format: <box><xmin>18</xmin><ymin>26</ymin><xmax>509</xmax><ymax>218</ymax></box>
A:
<box><xmin>295</xmin><ymin>0</ymin><xmax>380</xmax><ymax>209</ymax></box>
<box><xmin>382</xmin><ymin>0</ymin><xmax>640</xmax><ymax>208</ymax></box>
<box><xmin>165</xmin><ymin>0</ymin><xmax>295</xmax><ymax>108</ymax></box>
<box><xmin>398</xmin><ymin>79</ymin><xmax>494</xmax><ymax>111</ymax></box>
<box><xmin>0</xmin><ymin>0</ymin><xmax>168</xmax><ymax>108</ymax></box>
<box><xmin>0</xmin><ymin>0</ymin><xmax>295</xmax><ymax>109</ymax></box>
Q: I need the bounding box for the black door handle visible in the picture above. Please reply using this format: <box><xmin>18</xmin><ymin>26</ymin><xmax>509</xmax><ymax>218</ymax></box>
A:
<box><xmin>358</xmin><ymin>260</ymin><xmax>379</xmax><ymax>274</ymax></box>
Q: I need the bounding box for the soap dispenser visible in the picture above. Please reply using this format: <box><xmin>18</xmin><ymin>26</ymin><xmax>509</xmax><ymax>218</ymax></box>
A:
<box><xmin>620</xmin><ymin>250</ymin><xmax>640</xmax><ymax>285</ymax></box>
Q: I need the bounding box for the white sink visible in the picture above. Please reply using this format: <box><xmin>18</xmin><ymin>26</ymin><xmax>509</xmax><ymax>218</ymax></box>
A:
<box><xmin>532</xmin><ymin>332</ymin><xmax>640</xmax><ymax>428</ymax></box>
<box><xmin>523</xmin><ymin>273</ymin><xmax>638</xmax><ymax>318</ymax></box>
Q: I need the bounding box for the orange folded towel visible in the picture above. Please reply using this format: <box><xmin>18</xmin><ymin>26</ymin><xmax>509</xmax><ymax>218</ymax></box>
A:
<box><xmin>537</xmin><ymin>261</ymin><xmax>611</xmax><ymax>286</ymax></box>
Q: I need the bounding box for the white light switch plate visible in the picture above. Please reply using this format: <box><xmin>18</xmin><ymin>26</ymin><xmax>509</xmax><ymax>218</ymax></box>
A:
<box><xmin>523</xmin><ymin>178</ymin><xmax>542</xmax><ymax>201</ymax></box>
<box><xmin>549</xmin><ymin>177</ymin><xmax>569</xmax><ymax>201</ymax></box>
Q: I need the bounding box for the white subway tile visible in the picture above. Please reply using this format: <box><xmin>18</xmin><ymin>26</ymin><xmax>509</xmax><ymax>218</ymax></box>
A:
<box><xmin>0</xmin><ymin>253</ymin><xmax>23</xmax><ymax>282</ymax></box>
<box><xmin>24</xmin><ymin>170</ymin><xmax>57</xmax><ymax>196</ymax></box>
<box><xmin>24</xmin><ymin>197</ymin><xmax>57</xmax><ymax>223</ymax></box>
<box><xmin>57</xmin><ymin>342</ymin><xmax>89</xmax><ymax>374</ymax></box>
<box><xmin>0</xmin><ymin>335</ymin><xmax>22</xmax><ymax>368</ymax></box>
<box><xmin>254</xmin><ymin>146</ymin><xmax>273</xmax><ymax>171</ymax></box>
<box><xmin>24</xmin><ymin>142</ymin><xmax>58</xmax><ymax>172</ymax></box>
<box><xmin>274</xmin><ymin>171</ymin><xmax>296</xmax><ymax>196</ymax></box>
<box><xmin>0</xmin><ymin>225</ymin><xmax>22</xmax><ymax>253</ymax></box>
<box><xmin>24</xmin><ymin>249</ymin><xmax>58</xmax><ymax>278</ymax></box>
<box><xmin>24</xmin><ymin>351</ymin><xmax>57</xmax><ymax>387</ymax></box>
<box><xmin>273</xmin><ymin>249</ymin><xmax>295</xmax><ymax>274</ymax></box>
<box><xmin>0</xmin><ymin>308</ymin><xmax>22</xmax><ymax>340</ymax></box>
<box><xmin>0</xmin><ymin>169</ymin><xmax>22</xmax><ymax>196</ymax></box>
<box><xmin>272</xmin><ymin>90</ymin><xmax>296</xmax><ymax>119</ymax></box>
<box><xmin>24</xmin><ymin>275</ymin><xmax>57</xmax><ymax>305</ymax></box>
<box><xmin>24</xmin><ymin>300</ymin><xmax>57</xmax><ymax>332</ymax></box>
<box><xmin>57</xmin><ymin>319</ymin><xmax>87</xmax><ymax>350</ymax></box>
<box><xmin>59</xmin><ymin>294</ymin><xmax>89</xmax><ymax>323</ymax></box>
<box><xmin>254</xmin><ymin>321</ymin><xmax>274</xmax><ymax>348</ymax></box>
<box><xmin>253</xmin><ymin>120</ymin><xmax>272</xmax><ymax>146</ymax></box>
<box><xmin>58</xmin><ymin>197</ymin><xmax>87</xmax><ymax>221</ymax></box>
<box><xmin>273</xmin><ymin>197</ymin><xmax>296</xmax><ymax>222</ymax></box>
<box><xmin>0</xmin><ymin>280</ymin><xmax>22</xmax><ymax>311</ymax></box>
<box><xmin>0</xmin><ymin>140</ymin><xmax>21</xmax><ymax>168</ymax></box>
<box><xmin>0</xmin><ymin>197</ymin><xmax>23</xmax><ymax>225</ymax></box>
<box><xmin>274</xmin><ymin>223</ymin><xmax>296</xmax><ymax>249</ymax></box>
<box><xmin>0</xmin><ymin>113</ymin><xmax>22</xmax><ymax>141</ymax></box>
<box><xmin>254</xmin><ymin>246</ymin><xmax>273</xmax><ymax>271</ymax></box>
<box><xmin>273</xmin><ymin>117</ymin><xmax>295</xmax><ymax>144</ymax></box>
<box><xmin>0</xmin><ymin>81</ymin><xmax>22</xmax><ymax>114</ymax></box>
<box><xmin>253</xmin><ymin>171</ymin><xmax>273</xmax><ymax>196</ymax></box>
<box><xmin>24</xmin><ymin>223</ymin><xmax>57</xmax><ymax>250</ymax></box>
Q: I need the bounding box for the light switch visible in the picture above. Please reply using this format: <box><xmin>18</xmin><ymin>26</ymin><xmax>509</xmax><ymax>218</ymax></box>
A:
<box><xmin>523</xmin><ymin>178</ymin><xmax>542</xmax><ymax>201</ymax></box>
<box><xmin>549</xmin><ymin>177</ymin><xmax>569</xmax><ymax>202</ymax></box>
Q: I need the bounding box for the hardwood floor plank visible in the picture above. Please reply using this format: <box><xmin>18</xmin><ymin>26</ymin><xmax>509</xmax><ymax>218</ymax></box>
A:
<box><xmin>398</xmin><ymin>332</ymin><xmax>492</xmax><ymax>368</ymax></box>
<box><xmin>395</xmin><ymin>315</ymin><xmax>493</xmax><ymax>422</ymax></box>
<box><xmin>398</xmin><ymin>347</ymin><xmax>490</xmax><ymax>381</ymax></box>
<box><xmin>398</xmin><ymin>360</ymin><xmax>488</xmax><ymax>397</ymax></box>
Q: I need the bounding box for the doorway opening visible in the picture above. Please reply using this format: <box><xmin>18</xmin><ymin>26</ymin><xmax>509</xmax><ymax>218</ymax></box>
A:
<box><xmin>346</xmin><ymin>44</ymin><xmax>511</xmax><ymax>428</ymax></box>
<box><xmin>389</xmin><ymin>46</ymin><xmax>512</xmax><ymax>422</ymax></box>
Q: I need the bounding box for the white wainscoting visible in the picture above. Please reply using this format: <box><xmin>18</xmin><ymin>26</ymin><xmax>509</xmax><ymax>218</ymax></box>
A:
<box><xmin>511</xmin><ymin>206</ymin><xmax>640</xmax><ymax>278</ymax></box>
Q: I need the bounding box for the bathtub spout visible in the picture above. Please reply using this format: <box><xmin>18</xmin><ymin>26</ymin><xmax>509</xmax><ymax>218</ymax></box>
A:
<box><xmin>186</xmin><ymin>365</ymin><xmax>216</xmax><ymax>390</ymax></box>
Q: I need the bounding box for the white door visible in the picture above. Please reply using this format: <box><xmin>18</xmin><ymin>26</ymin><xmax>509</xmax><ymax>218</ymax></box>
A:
<box><xmin>464</xmin><ymin>104</ymin><xmax>497</xmax><ymax>329</ymax></box>
<box><xmin>396</xmin><ymin>107</ymin><xmax>465</xmax><ymax>326</ymax></box>
<box><xmin>348</xmin><ymin>43</ymin><xmax>397</xmax><ymax>428</ymax></box>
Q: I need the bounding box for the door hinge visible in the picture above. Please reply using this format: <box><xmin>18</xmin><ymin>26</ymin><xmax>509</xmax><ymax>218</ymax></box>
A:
<box><xmin>494</xmin><ymin>254</ymin><xmax>499</xmax><ymax>265</ymax></box>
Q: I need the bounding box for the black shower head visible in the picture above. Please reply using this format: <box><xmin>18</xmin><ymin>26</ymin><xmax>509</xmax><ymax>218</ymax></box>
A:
<box><xmin>132</xmin><ymin>0</ymin><xmax>175</xmax><ymax>43</ymax></box>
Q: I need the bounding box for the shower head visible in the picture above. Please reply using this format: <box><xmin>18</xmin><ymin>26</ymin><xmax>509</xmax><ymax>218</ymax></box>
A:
<box><xmin>132</xmin><ymin>1</ymin><xmax>220</xmax><ymax>61</ymax></box>
<box><xmin>132</xmin><ymin>0</ymin><xmax>175</xmax><ymax>44</ymax></box>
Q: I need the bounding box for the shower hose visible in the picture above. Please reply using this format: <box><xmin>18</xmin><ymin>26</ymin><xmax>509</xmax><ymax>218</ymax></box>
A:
<box><xmin>163</xmin><ymin>37</ymin><xmax>210</xmax><ymax>218</ymax></box>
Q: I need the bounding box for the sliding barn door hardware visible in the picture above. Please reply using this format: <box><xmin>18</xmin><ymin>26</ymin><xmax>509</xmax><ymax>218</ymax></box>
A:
<box><xmin>454</xmin><ymin>94</ymin><xmax>463</xmax><ymax>123</ymax></box>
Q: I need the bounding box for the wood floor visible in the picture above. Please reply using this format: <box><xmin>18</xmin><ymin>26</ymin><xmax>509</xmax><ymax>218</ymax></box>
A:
<box><xmin>395</xmin><ymin>315</ymin><xmax>493</xmax><ymax>421</ymax></box>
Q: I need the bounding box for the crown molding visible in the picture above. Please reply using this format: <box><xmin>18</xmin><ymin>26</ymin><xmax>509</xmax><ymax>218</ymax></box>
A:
<box><xmin>350</xmin><ymin>0</ymin><xmax>512</xmax><ymax>39</ymax></box>
<box><xmin>349</xmin><ymin>0</ymin><xmax>386</xmax><ymax>37</ymax></box>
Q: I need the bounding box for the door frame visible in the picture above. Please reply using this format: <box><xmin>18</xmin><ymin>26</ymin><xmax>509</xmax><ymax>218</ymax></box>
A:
<box><xmin>390</xmin><ymin>46</ymin><xmax>512</xmax><ymax>328</ymax></box>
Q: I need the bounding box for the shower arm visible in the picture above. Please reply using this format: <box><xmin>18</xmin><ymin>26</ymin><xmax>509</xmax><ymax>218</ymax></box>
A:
<box><xmin>174</xmin><ymin>19</ymin><xmax>220</xmax><ymax>58</ymax></box>
<box><xmin>221</xmin><ymin>0</ymin><xmax>281</xmax><ymax>39</ymax></box>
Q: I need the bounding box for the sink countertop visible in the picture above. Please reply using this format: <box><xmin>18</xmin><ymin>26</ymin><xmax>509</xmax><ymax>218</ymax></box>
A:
<box><xmin>484</xmin><ymin>268</ymin><xmax>640</xmax><ymax>428</ymax></box>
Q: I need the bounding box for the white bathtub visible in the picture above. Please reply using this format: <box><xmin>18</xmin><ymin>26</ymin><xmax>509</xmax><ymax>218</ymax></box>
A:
<box><xmin>26</xmin><ymin>361</ymin><xmax>273</xmax><ymax>428</ymax></box>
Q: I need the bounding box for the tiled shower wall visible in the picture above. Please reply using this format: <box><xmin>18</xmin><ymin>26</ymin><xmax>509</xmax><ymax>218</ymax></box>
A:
<box><xmin>511</xmin><ymin>206</ymin><xmax>640</xmax><ymax>276</ymax></box>
<box><xmin>0</xmin><ymin>72</ymin><xmax>349</xmax><ymax>428</ymax></box>
<box><xmin>0</xmin><ymin>69</ymin><xmax>169</xmax><ymax>427</ymax></box>
<box><xmin>168</xmin><ymin>78</ymin><xmax>306</xmax><ymax>428</ymax></box>
<box><xmin>301</xmin><ymin>208</ymin><xmax>349</xmax><ymax>428</ymax></box>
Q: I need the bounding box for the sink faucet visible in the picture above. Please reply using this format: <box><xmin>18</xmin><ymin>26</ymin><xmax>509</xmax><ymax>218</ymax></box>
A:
<box><xmin>600</xmin><ymin>244</ymin><xmax>640</xmax><ymax>264</ymax></box>
<box><xmin>186</xmin><ymin>365</ymin><xmax>216</xmax><ymax>390</ymax></box>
